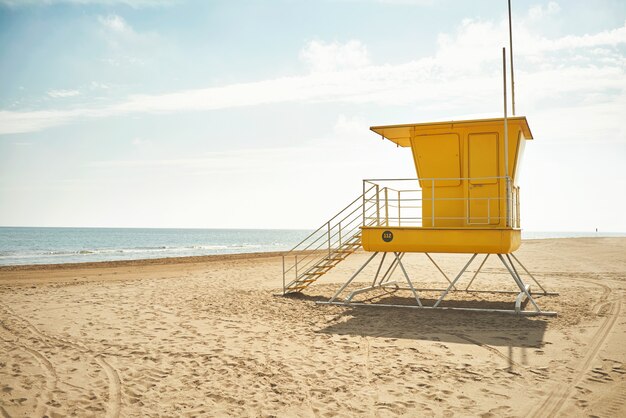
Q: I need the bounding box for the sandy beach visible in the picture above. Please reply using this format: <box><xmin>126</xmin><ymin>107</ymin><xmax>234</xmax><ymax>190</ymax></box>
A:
<box><xmin>0</xmin><ymin>237</ymin><xmax>624</xmax><ymax>417</ymax></box>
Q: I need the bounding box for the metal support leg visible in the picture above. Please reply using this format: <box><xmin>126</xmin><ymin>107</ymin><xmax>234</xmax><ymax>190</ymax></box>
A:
<box><xmin>464</xmin><ymin>254</ymin><xmax>490</xmax><ymax>291</ymax></box>
<box><xmin>282</xmin><ymin>256</ymin><xmax>286</xmax><ymax>295</ymax></box>
<box><xmin>498</xmin><ymin>254</ymin><xmax>526</xmax><ymax>292</ymax></box>
<box><xmin>371</xmin><ymin>252</ymin><xmax>387</xmax><ymax>287</ymax></box>
<box><xmin>433</xmin><ymin>254</ymin><xmax>478</xmax><ymax>308</ymax></box>
<box><xmin>395</xmin><ymin>252</ymin><xmax>422</xmax><ymax>307</ymax></box>
<box><xmin>506</xmin><ymin>254</ymin><xmax>542</xmax><ymax>312</ymax></box>
<box><xmin>425</xmin><ymin>253</ymin><xmax>456</xmax><ymax>290</ymax></box>
<box><xmin>379</xmin><ymin>253</ymin><xmax>403</xmax><ymax>285</ymax></box>
<box><xmin>328</xmin><ymin>252</ymin><xmax>379</xmax><ymax>303</ymax></box>
<box><xmin>498</xmin><ymin>254</ymin><xmax>541</xmax><ymax>312</ymax></box>
<box><xmin>515</xmin><ymin>284</ymin><xmax>531</xmax><ymax>313</ymax></box>
<box><xmin>510</xmin><ymin>253</ymin><xmax>548</xmax><ymax>294</ymax></box>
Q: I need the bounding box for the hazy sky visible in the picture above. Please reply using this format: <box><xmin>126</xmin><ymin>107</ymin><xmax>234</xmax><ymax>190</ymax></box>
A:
<box><xmin>1</xmin><ymin>0</ymin><xmax>625</xmax><ymax>231</ymax></box>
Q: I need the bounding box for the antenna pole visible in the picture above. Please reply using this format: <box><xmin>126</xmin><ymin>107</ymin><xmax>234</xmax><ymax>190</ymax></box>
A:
<box><xmin>503</xmin><ymin>47</ymin><xmax>510</xmax><ymax>227</ymax></box>
<box><xmin>508</xmin><ymin>0</ymin><xmax>516</xmax><ymax>115</ymax></box>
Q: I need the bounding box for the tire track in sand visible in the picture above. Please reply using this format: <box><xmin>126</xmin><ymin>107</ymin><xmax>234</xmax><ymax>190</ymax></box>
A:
<box><xmin>0</xmin><ymin>301</ymin><xmax>89</xmax><ymax>352</ymax></box>
<box><xmin>95</xmin><ymin>355</ymin><xmax>122</xmax><ymax>418</ymax></box>
<box><xmin>0</xmin><ymin>405</ymin><xmax>12</xmax><ymax>418</ymax></box>
<box><xmin>1</xmin><ymin>301</ymin><xmax>122</xmax><ymax>418</ymax></box>
<box><xmin>530</xmin><ymin>277</ymin><xmax>621</xmax><ymax>418</ymax></box>
<box><xmin>18</xmin><ymin>343</ymin><xmax>58</xmax><ymax>417</ymax></box>
<box><xmin>0</xmin><ymin>303</ymin><xmax>58</xmax><ymax>417</ymax></box>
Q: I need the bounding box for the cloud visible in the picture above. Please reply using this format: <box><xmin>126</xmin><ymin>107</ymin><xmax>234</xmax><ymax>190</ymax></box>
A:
<box><xmin>531</xmin><ymin>24</ymin><xmax>626</xmax><ymax>51</ymax></box>
<box><xmin>336</xmin><ymin>0</ymin><xmax>434</xmax><ymax>4</ymax></box>
<box><xmin>90</xmin><ymin>81</ymin><xmax>110</xmax><ymax>90</ymax></box>
<box><xmin>87</xmin><ymin>147</ymin><xmax>311</xmax><ymax>171</ymax></box>
<box><xmin>0</xmin><ymin>0</ymin><xmax>174</xmax><ymax>7</ymax></box>
<box><xmin>131</xmin><ymin>137</ymin><xmax>151</xmax><ymax>147</ymax></box>
<box><xmin>96</xmin><ymin>12</ymin><xmax>160</xmax><ymax>59</ymax></box>
<box><xmin>333</xmin><ymin>114</ymin><xmax>368</xmax><ymax>136</ymax></box>
<box><xmin>376</xmin><ymin>0</ymin><xmax>433</xmax><ymax>4</ymax></box>
<box><xmin>98</xmin><ymin>14</ymin><xmax>130</xmax><ymax>33</ymax></box>
<box><xmin>0</xmin><ymin>109</ymin><xmax>87</xmax><ymax>134</ymax></box>
<box><xmin>528</xmin><ymin>1</ymin><xmax>561</xmax><ymax>20</ymax></box>
<box><xmin>98</xmin><ymin>13</ymin><xmax>149</xmax><ymax>43</ymax></box>
<box><xmin>1</xmin><ymin>16</ymin><xmax>625</xmax><ymax>137</ymax></box>
<box><xmin>300</xmin><ymin>40</ymin><xmax>370</xmax><ymax>73</ymax></box>
<box><xmin>47</xmin><ymin>89</ymin><xmax>81</xmax><ymax>98</ymax></box>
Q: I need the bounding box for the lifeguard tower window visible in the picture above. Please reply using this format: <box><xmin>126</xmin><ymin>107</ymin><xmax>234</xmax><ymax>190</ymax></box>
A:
<box><xmin>469</xmin><ymin>133</ymin><xmax>499</xmax><ymax>185</ymax></box>
<box><xmin>411</xmin><ymin>133</ymin><xmax>461</xmax><ymax>187</ymax></box>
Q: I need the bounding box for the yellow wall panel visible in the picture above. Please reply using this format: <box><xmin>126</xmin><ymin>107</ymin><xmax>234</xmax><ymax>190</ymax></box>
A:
<box><xmin>411</xmin><ymin>133</ymin><xmax>461</xmax><ymax>187</ymax></box>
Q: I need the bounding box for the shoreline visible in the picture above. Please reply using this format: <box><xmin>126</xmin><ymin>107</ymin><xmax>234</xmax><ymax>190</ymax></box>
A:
<box><xmin>0</xmin><ymin>249</ymin><xmax>286</xmax><ymax>272</ymax></box>
<box><xmin>0</xmin><ymin>236</ymin><xmax>621</xmax><ymax>272</ymax></box>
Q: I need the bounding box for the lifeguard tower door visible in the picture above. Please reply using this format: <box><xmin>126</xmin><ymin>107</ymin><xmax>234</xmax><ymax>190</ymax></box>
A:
<box><xmin>468</xmin><ymin>132</ymin><xmax>500</xmax><ymax>226</ymax></box>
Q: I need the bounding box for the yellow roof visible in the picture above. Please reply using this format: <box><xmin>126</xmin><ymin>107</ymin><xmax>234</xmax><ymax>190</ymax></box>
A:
<box><xmin>370</xmin><ymin>116</ymin><xmax>533</xmax><ymax>147</ymax></box>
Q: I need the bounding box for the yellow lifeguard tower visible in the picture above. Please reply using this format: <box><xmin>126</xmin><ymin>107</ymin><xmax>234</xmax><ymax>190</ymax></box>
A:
<box><xmin>281</xmin><ymin>114</ymin><xmax>556</xmax><ymax>316</ymax></box>
<box><xmin>363</xmin><ymin>116</ymin><xmax>529</xmax><ymax>254</ymax></box>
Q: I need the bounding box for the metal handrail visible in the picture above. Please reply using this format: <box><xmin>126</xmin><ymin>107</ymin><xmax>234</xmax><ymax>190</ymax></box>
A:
<box><xmin>283</xmin><ymin>199</ymin><xmax>372</xmax><ymax>263</ymax></box>
<box><xmin>284</xmin><ymin>184</ymin><xmax>376</xmax><ymax>252</ymax></box>
<box><xmin>282</xmin><ymin>188</ymin><xmax>379</xmax><ymax>284</ymax></box>
<box><xmin>285</xmin><ymin>198</ymin><xmax>377</xmax><ymax>261</ymax></box>
<box><xmin>361</xmin><ymin>178</ymin><xmax>520</xmax><ymax>229</ymax></box>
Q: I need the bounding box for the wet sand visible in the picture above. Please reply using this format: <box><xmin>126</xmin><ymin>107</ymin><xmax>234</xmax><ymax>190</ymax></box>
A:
<box><xmin>0</xmin><ymin>238</ymin><xmax>625</xmax><ymax>417</ymax></box>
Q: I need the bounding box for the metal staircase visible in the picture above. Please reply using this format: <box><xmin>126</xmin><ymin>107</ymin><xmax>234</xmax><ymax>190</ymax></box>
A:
<box><xmin>282</xmin><ymin>184</ymin><xmax>379</xmax><ymax>294</ymax></box>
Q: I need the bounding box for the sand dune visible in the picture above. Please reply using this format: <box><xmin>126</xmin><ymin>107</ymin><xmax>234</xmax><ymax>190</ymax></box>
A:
<box><xmin>0</xmin><ymin>238</ymin><xmax>624</xmax><ymax>417</ymax></box>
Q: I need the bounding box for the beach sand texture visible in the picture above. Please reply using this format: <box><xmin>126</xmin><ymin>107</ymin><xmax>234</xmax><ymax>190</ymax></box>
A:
<box><xmin>0</xmin><ymin>237</ymin><xmax>624</xmax><ymax>417</ymax></box>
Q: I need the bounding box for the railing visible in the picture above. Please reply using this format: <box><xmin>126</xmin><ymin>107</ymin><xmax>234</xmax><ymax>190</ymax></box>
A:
<box><xmin>281</xmin><ymin>184</ymin><xmax>380</xmax><ymax>292</ymax></box>
<box><xmin>362</xmin><ymin>177</ymin><xmax>520</xmax><ymax>228</ymax></box>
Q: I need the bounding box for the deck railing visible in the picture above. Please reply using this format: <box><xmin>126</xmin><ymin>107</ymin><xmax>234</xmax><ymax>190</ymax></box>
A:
<box><xmin>362</xmin><ymin>177</ymin><xmax>520</xmax><ymax>228</ymax></box>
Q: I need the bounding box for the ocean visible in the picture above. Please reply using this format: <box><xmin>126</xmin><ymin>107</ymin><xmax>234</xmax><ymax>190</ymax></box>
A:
<box><xmin>0</xmin><ymin>227</ymin><xmax>311</xmax><ymax>266</ymax></box>
<box><xmin>1</xmin><ymin>227</ymin><xmax>624</xmax><ymax>266</ymax></box>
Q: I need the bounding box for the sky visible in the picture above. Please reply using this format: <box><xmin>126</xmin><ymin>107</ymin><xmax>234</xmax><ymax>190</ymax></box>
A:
<box><xmin>0</xmin><ymin>0</ymin><xmax>625</xmax><ymax>231</ymax></box>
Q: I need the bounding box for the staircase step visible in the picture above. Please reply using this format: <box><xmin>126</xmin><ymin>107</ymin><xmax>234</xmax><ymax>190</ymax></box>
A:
<box><xmin>303</xmin><ymin>272</ymin><xmax>325</xmax><ymax>276</ymax></box>
<box><xmin>313</xmin><ymin>263</ymin><xmax>338</xmax><ymax>269</ymax></box>
<box><xmin>287</xmin><ymin>285</ymin><xmax>309</xmax><ymax>291</ymax></box>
